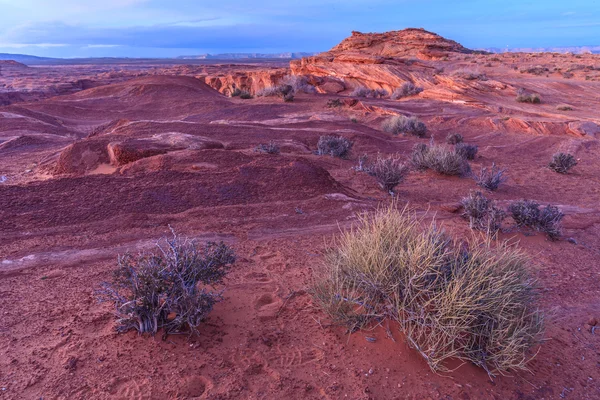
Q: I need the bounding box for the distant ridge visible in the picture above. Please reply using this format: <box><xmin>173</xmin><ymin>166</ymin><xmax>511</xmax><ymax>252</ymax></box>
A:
<box><xmin>0</xmin><ymin>53</ymin><xmax>57</xmax><ymax>63</ymax></box>
<box><xmin>177</xmin><ymin>52</ymin><xmax>318</xmax><ymax>60</ymax></box>
<box><xmin>482</xmin><ymin>46</ymin><xmax>600</xmax><ymax>54</ymax></box>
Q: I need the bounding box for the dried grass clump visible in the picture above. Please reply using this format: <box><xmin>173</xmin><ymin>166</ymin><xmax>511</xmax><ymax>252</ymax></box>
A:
<box><xmin>351</xmin><ymin>86</ymin><xmax>372</xmax><ymax>98</ymax></box>
<box><xmin>508</xmin><ymin>200</ymin><xmax>564</xmax><ymax>241</ymax></box>
<box><xmin>548</xmin><ymin>152</ymin><xmax>577</xmax><ymax>174</ymax></box>
<box><xmin>472</xmin><ymin>163</ymin><xmax>508</xmax><ymax>191</ymax></box>
<box><xmin>391</xmin><ymin>82</ymin><xmax>424</xmax><ymax>99</ymax></box>
<box><xmin>98</xmin><ymin>231</ymin><xmax>235</xmax><ymax>337</ymax></box>
<box><xmin>453</xmin><ymin>70</ymin><xmax>488</xmax><ymax>81</ymax></box>
<box><xmin>411</xmin><ymin>143</ymin><xmax>471</xmax><ymax>176</ymax></box>
<box><xmin>461</xmin><ymin>191</ymin><xmax>506</xmax><ymax>235</ymax></box>
<box><xmin>257</xmin><ymin>85</ymin><xmax>294</xmax><ymax>102</ymax></box>
<box><xmin>445</xmin><ymin>133</ymin><xmax>464</xmax><ymax>145</ymax></box>
<box><xmin>364</xmin><ymin>154</ymin><xmax>410</xmax><ymax>193</ymax></box>
<box><xmin>239</xmin><ymin>91</ymin><xmax>253</xmax><ymax>99</ymax></box>
<box><xmin>455</xmin><ymin>143</ymin><xmax>479</xmax><ymax>160</ymax></box>
<box><xmin>281</xmin><ymin>75</ymin><xmax>316</xmax><ymax>94</ymax></box>
<box><xmin>327</xmin><ymin>98</ymin><xmax>343</xmax><ymax>108</ymax></box>
<box><xmin>556</xmin><ymin>105</ymin><xmax>573</xmax><ymax>111</ymax></box>
<box><xmin>516</xmin><ymin>89</ymin><xmax>541</xmax><ymax>104</ymax></box>
<box><xmin>381</xmin><ymin>115</ymin><xmax>427</xmax><ymax>137</ymax></box>
<box><xmin>317</xmin><ymin>135</ymin><xmax>353</xmax><ymax>158</ymax></box>
<box><xmin>311</xmin><ymin>205</ymin><xmax>544</xmax><ymax>376</ymax></box>
<box><xmin>255</xmin><ymin>141</ymin><xmax>280</xmax><ymax>154</ymax></box>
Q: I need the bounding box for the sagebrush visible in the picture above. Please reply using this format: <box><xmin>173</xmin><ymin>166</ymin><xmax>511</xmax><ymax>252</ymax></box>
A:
<box><xmin>255</xmin><ymin>141</ymin><xmax>280</xmax><ymax>154</ymax></box>
<box><xmin>317</xmin><ymin>135</ymin><xmax>353</xmax><ymax>158</ymax></box>
<box><xmin>445</xmin><ymin>133</ymin><xmax>464</xmax><ymax>145</ymax></box>
<box><xmin>455</xmin><ymin>142</ymin><xmax>479</xmax><ymax>160</ymax></box>
<box><xmin>364</xmin><ymin>154</ymin><xmax>410</xmax><ymax>193</ymax></box>
<box><xmin>461</xmin><ymin>191</ymin><xmax>506</xmax><ymax>235</ymax></box>
<box><xmin>508</xmin><ymin>200</ymin><xmax>564</xmax><ymax>240</ymax></box>
<box><xmin>391</xmin><ymin>82</ymin><xmax>423</xmax><ymax>99</ymax></box>
<box><xmin>472</xmin><ymin>163</ymin><xmax>508</xmax><ymax>191</ymax></box>
<box><xmin>411</xmin><ymin>142</ymin><xmax>471</xmax><ymax>176</ymax></box>
<box><xmin>548</xmin><ymin>152</ymin><xmax>577</xmax><ymax>174</ymax></box>
<box><xmin>312</xmin><ymin>205</ymin><xmax>544</xmax><ymax>376</ymax></box>
<box><xmin>381</xmin><ymin>115</ymin><xmax>427</xmax><ymax>137</ymax></box>
<box><xmin>98</xmin><ymin>231</ymin><xmax>235</xmax><ymax>336</ymax></box>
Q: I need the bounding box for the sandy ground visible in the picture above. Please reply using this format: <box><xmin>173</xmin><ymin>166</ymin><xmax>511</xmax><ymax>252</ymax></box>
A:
<box><xmin>1</xmin><ymin>52</ymin><xmax>600</xmax><ymax>399</ymax></box>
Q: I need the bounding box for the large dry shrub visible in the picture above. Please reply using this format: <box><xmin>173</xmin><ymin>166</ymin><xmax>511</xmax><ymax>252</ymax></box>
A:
<box><xmin>312</xmin><ymin>206</ymin><xmax>544</xmax><ymax>376</ymax></box>
<box><xmin>317</xmin><ymin>135</ymin><xmax>353</xmax><ymax>158</ymax></box>
<box><xmin>461</xmin><ymin>191</ymin><xmax>506</xmax><ymax>235</ymax></box>
<box><xmin>381</xmin><ymin>115</ymin><xmax>427</xmax><ymax>137</ymax></box>
<box><xmin>508</xmin><ymin>200</ymin><xmax>564</xmax><ymax>240</ymax></box>
<box><xmin>98</xmin><ymin>231</ymin><xmax>235</xmax><ymax>337</ymax></box>
<box><xmin>411</xmin><ymin>143</ymin><xmax>471</xmax><ymax>176</ymax></box>
<box><xmin>364</xmin><ymin>154</ymin><xmax>410</xmax><ymax>193</ymax></box>
<box><xmin>391</xmin><ymin>82</ymin><xmax>423</xmax><ymax>99</ymax></box>
<box><xmin>472</xmin><ymin>163</ymin><xmax>508</xmax><ymax>191</ymax></box>
<box><xmin>548</xmin><ymin>152</ymin><xmax>577</xmax><ymax>174</ymax></box>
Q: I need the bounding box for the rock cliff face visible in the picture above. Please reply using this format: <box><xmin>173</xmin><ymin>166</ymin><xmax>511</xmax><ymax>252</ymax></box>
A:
<box><xmin>290</xmin><ymin>28</ymin><xmax>479</xmax><ymax>94</ymax></box>
<box><xmin>329</xmin><ymin>28</ymin><xmax>473</xmax><ymax>59</ymax></box>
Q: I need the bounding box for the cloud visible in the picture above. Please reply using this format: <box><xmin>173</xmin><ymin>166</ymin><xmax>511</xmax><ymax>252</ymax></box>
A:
<box><xmin>0</xmin><ymin>42</ymin><xmax>68</xmax><ymax>48</ymax></box>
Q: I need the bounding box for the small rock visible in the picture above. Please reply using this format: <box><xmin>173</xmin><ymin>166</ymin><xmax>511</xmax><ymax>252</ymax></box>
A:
<box><xmin>587</xmin><ymin>317</ymin><xmax>598</xmax><ymax>326</ymax></box>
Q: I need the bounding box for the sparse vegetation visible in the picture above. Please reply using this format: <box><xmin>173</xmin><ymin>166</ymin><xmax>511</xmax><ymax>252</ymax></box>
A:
<box><xmin>281</xmin><ymin>75</ymin><xmax>316</xmax><ymax>94</ymax></box>
<box><xmin>327</xmin><ymin>98</ymin><xmax>343</xmax><ymax>108</ymax></box>
<box><xmin>453</xmin><ymin>70</ymin><xmax>488</xmax><ymax>81</ymax></box>
<box><xmin>256</xmin><ymin>85</ymin><xmax>294</xmax><ymax>102</ymax></box>
<box><xmin>391</xmin><ymin>82</ymin><xmax>423</xmax><ymax>99</ymax></box>
<box><xmin>508</xmin><ymin>200</ymin><xmax>564</xmax><ymax>240</ymax></box>
<box><xmin>520</xmin><ymin>66</ymin><xmax>548</xmax><ymax>75</ymax></box>
<box><xmin>351</xmin><ymin>86</ymin><xmax>372</xmax><ymax>98</ymax></box>
<box><xmin>351</xmin><ymin>87</ymin><xmax>388</xmax><ymax>98</ymax></box>
<box><xmin>461</xmin><ymin>191</ymin><xmax>506</xmax><ymax>234</ymax></box>
<box><xmin>255</xmin><ymin>141</ymin><xmax>280</xmax><ymax>154</ymax></box>
<box><xmin>364</xmin><ymin>154</ymin><xmax>410</xmax><ymax>193</ymax></box>
<box><xmin>549</xmin><ymin>152</ymin><xmax>577</xmax><ymax>174</ymax></box>
<box><xmin>312</xmin><ymin>205</ymin><xmax>544</xmax><ymax>376</ymax></box>
<box><xmin>98</xmin><ymin>231</ymin><xmax>235</xmax><ymax>336</ymax></box>
<box><xmin>516</xmin><ymin>89</ymin><xmax>541</xmax><ymax>104</ymax></box>
<box><xmin>317</xmin><ymin>135</ymin><xmax>353</xmax><ymax>158</ymax></box>
<box><xmin>381</xmin><ymin>115</ymin><xmax>427</xmax><ymax>137</ymax></box>
<box><xmin>445</xmin><ymin>133</ymin><xmax>464</xmax><ymax>145</ymax></box>
<box><xmin>454</xmin><ymin>142</ymin><xmax>479</xmax><ymax>160</ymax></box>
<box><xmin>472</xmin><ymin>163</ymin><xmax>508</xmax><ymax>191</ymax></box>
<box><xmin>556</xmin><ymin>105</ymin><xmax>573</xmax><ymax>111</ymax></box>
<box><xmin>411</xmin><ymin>142</ymin><xmax>471</xmax><ymax>176</ymax></box>
<box><xmin>230</xmin><ymin>88</ymin><xmax>242</xmax><ymax>97</ymax></box>
<box><xmin>239</xmin><ymin>91</ymin><xmax>253</xmax><ymax>99</ymax></box>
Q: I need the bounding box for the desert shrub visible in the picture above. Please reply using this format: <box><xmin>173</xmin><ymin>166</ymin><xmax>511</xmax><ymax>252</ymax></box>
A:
<box><xmin>239</xmin><ymin>91</ymin><xmax>253</xmax><ymax>99</ymax></box>
<box><xmin>411</xmin><ymin>143</ymin><xmax>471</xmax><ymax>176</ymax></box>
<box><xmin>327</xmin><ymin>98</ymin><xmax>343</xmax><ymax>108</ymax></box>
<box><xmin>455</xmin><ymin>142</ymin><xmax>478</xmax><ymax>160</ymax></box>
<box><xmin>381</xmin><ymin>115</ymin><xmax>427</xmax><ymax>137</ymax></box>
<box><xmin>391</xmin><ymin>82</ymin><xmax>424</xmax><ymax>99</ymax></box>
<box><xmin>453</xmin><ymin>70</ymin><xmax>488</xmax><ymax>81</ymax></box>
<box><xmin>461</xmin><ymin>191</ymin><xmax>506</xmax><ymax>234</ymax></box>
<box><xmin>230</xmin><ymin>88</ymin><xmax>242</xmax><ymax>97</ymax></box>
<box><xmin>372</xmin><ymin>88</ymin><xmax>389</xmax><ymax>98</ymax></box>
<box><xmin>520</xmin><ymin>66</ymin><xmax>548</xmax><ymax>75</ymax></box>
<box><xmin>411</xmin><ymin>143</ymin><xmax>430</xmax><ymax>170</ymax></box>
<box><xmin>548</xmin><ymin>152</ymin><xmax>577</xmax><ymax>174</ymax></box>
<box><xmin>255</xmin><ymin>141</ymin><xmax>280</xmax><ymax>154</ymax></box>
<box><xmin>351</xmin><ymin>86</ymin><xmax>372</xmax><ymax>98</ymax></box>
<box><xmin>472</xmin><ymin>163</ymin><xmax>508</xmax><ymax>191</ymax></box>
<box><xmin>562</xmin><ymin>72</ymin><xmax>574</xmax><ymax>79</ymax></box>
<box><xmin>317</xmin><ymin>135</ymin><xmax>353</xmax><ymax>158</ymax></box>
<box><xmin>556</xmin><ymin>105</ymin><xmax>573</xmax><ymax>111</ymax></box>
<box><xmin>311</xmin><ymin>205</ymin><xmax>544</xmax><ymax>376</ymax></box>
<box><xmin>516</xmin><ymin>89</ymin><xmax>541</xmax><ymax>104</ymax></box>
<box><xmin>353</xmin><ymin>153</ymin><xmax>369</xmax><ymax>172</ymax></box>
<box><xmin>98</xmin><ymin>232</ymin><xmax>235</xmax><ymax>336</ymax></box>
<box><xmin>256</xmin><ymin>86</ymin><xmax>282</xmax><ymax>97</ymax></box>
<box><xmin>445</xmin><ymin>133</ymin><xmax>464</xmax><ymax>145</ymax></box>
<box><xmin>508</xmin><ymin>200</ymin><xmax>564</xmax><ymax>240</ymax></box>
<box><xmin>364</xmin><ymin>154</ymin><xmax>410</xmax><ymax>193</ymax></box>
<box><xmin>281</xmin><ymin>75</ymin><xmax>316</xmax><ymax>94</ymax></box>
<box><xmin>256</xmin><ymin>85</ymin><xmax>294</xmax><ymax>101</ymax></box>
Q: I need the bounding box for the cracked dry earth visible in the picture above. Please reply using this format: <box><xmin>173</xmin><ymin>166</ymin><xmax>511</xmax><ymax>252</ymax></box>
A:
<box><xmin>1</xmin><ymin>54</ymin><xmax>600</xmax><ymax>400</ymax></box>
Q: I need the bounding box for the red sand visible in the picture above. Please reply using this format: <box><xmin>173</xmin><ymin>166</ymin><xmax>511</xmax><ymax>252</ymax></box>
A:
<box><xmin>1</xmin><ymin>31</ymin><xmax>600</xmax><ymax>399</ymax></box>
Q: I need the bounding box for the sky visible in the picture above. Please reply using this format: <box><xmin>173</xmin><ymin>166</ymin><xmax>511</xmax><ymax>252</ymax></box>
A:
<box><xmin>0</xmin><ymin>0</ymin><xmax>599</xmax><ymax>58</ymax></box>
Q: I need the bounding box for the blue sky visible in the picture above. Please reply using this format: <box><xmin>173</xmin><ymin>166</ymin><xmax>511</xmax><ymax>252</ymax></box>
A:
<box><xmin>0</xmin><ymin>0</ymin><xmax>599</xmax><ymax>58</ymax></box>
